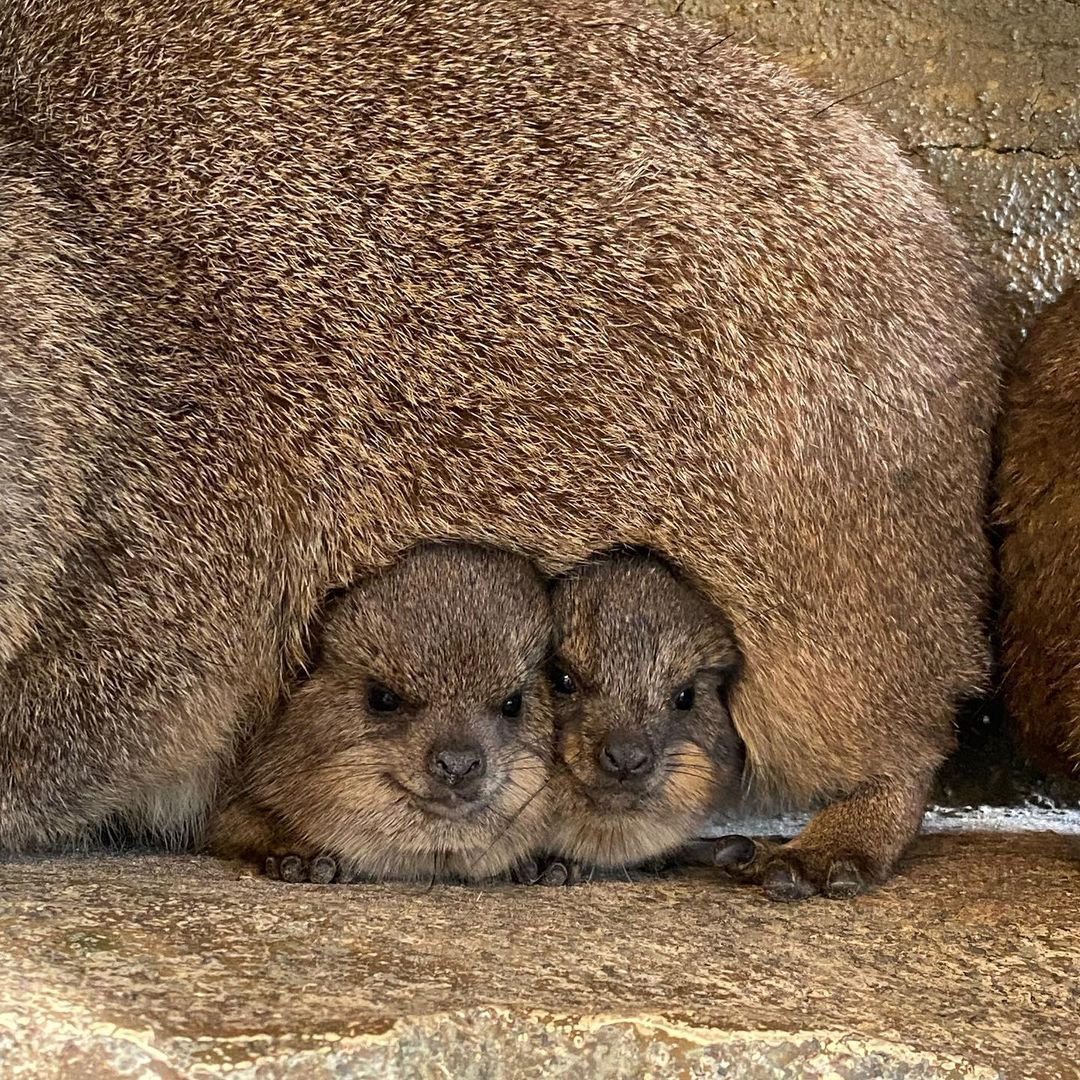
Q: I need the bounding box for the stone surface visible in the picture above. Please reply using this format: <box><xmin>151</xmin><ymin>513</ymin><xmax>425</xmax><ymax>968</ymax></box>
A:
<box><xmin>660</xmin><ymin>0</ymin><xmax>1080</xmax><ymax>318</ymax></box>
<box><xmin>3</xmin><ymin>829</ymin><xmax>1080</xmax><ymax>1078</ymax></box>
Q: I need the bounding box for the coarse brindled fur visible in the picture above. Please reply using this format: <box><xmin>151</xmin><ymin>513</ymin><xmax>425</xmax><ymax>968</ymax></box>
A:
<box><xmin>998</xmin><ymin>283</ymin><xmax>1080</xmax><ymax>779</ymax></box>
<box><xmin>208</xmin><ymin>544</ymin><xmax>557</xmax><ymax>883</ymax></box>
<box><xmin>0</xmin><ymin>0</ymin><xmax>1000</xmax><ymax>873</ymax></box>
<box><xmin>547</xmin><ymin>554</ymin><xmax>743</xmax><ymax>869</ymax></box>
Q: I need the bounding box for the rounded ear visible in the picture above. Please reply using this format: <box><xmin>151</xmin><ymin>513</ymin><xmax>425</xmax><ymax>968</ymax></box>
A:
<box><xmin>294</xmin><ymin>583</ymin><xmax>358</xmax><ymax>681</ymax></box>
<box><xmin>712</xmin><ymin>646</ymin><xmax>745</xmax><ymax>715</ymax></box>
<box><xmin>719</xmin><ymin>643</ymin><xmax>743</xmax><ymax>682</ymax></box>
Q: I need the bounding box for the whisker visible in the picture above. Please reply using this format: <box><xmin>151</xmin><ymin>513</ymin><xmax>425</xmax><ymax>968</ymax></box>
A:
<box><xmin>467</xmin><ymin>773</ymin><xmax>553</xmax><ymax>875</ymax></box>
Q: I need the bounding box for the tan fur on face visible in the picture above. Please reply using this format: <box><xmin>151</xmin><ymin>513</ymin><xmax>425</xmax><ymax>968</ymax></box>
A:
<box><xmin>0</xmin><ymin>0</ymin><xmax>1000</xmax><ymax>855</ymax></box>
<box><xmin>209</xmin><ymin>544</ymin><xmax>556</xmax><ymax>882</ymax></box>
<box><xmin>998</xmin><ymin>283</ymin><xmax>1080</xmax><ymax>778</ymax></box>
<box><xmin>546</xmin><ymin>555</ymin><xmax>744</xmax><ymax>868</ymax></box>
<box><xmin>550</xmin><ymin>737</ymin><xmax>723</xmax><ymax>868</ymax></box>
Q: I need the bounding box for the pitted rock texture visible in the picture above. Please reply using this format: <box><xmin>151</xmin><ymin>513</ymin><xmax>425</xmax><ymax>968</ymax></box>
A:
<box><xmin>2</xmin><ymin>831</ymin><xmax>1079</xmax><ymax>1078</ymax></box>
<box><xmin>663</xmin><ymin>0</ymin><xmax>1080</xmax><ymax>317</ymax></box>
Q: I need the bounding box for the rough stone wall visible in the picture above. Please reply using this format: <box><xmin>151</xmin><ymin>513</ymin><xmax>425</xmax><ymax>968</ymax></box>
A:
<box><xmin>662</xmin><ymin>0</ymin><xmax>1080</xmax><ymax>323</ymax></box>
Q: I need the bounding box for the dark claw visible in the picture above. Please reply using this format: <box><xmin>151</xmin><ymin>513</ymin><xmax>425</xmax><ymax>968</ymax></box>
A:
<box><xmin>510</xmin><ymin>857</ymin><xmax>582</xmax><ymax>886</ymax></box>
<box><xmin>309</xmin><ymin>855</ymin><xmax>338</xmax><ymax>885</ymax></box>
<box><xmin>279</xmin><ymin>854</ymin><xmax>305</xmax><ymax>883</ymax></box>
<box><xmin>265</xmin><ymin>855</ymin><xmax>281</xmax><ymax>880</ymax></box>
<box><xmin>538</xmin><ymin>861</ymin><xmax>570</xmax><ymax>886</ymax></box>
<box><xmin>510</xmin><ymin>858</ymin><xmax>542</xmax><ymax>885</ymax></box>
<box><xmin>712</xmin><ymin>834</ymin><xmax>758</xmax><ymax>869</ymax></box>
<box><xmin>824</xmin><ymin>860</ymin><xmax>864</xmax><ymax>900</ymax></box>
<box><xmin>762</xmin><ymin>860</ymin><xmax>816</xmax><ymax>902</ymax></box>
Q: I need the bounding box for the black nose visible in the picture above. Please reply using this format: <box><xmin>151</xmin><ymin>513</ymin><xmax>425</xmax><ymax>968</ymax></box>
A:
<box><xmin>597</xmin><ymin>731</ymin><xmax>654</xmax><ymax>780</ymax></box>
<box><xmin>429</xmin><ymin>743</ymin><xmax>486</xmax><ymax>788</ymax></box>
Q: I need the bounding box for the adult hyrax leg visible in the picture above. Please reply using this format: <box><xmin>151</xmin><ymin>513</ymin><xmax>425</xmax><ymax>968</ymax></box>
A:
<box><xmin>209</xmin><ymin>797</ymin><xmax>340</xmax><ymax>885</ymax></box>
<box><xmin>713</xmin><ymin>773</ymin><xmax>932</xmax><ymax>901</ymax></box>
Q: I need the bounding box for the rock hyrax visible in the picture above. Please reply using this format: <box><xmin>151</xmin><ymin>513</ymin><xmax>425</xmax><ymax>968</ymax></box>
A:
<box><xmin>998</xmin><ymin>283</ymin><xmax>1080</xmax><ymax>779</ymax></box>
<box><xmin>209</xmin><ymin>544</ymin><xmax>556</xmax><ymax>884</ymax></box>
<box><xmin>543</xmin><ymin>554</ymin><xmax>743</xmax><ymax>875</ymax></box>
<box><xmin>1</xmin><ymin>0</ymin><xmax>1000</xmax><ymax>899</ymax></box>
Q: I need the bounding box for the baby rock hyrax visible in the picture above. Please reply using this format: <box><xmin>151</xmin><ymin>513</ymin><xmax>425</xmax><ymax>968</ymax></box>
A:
<box><xmin>998</xmin><ymin>282</ymin><xmax>1080</xmax><ymax>781</ymax></box>
<box><xmin>209</xmin><ymin>544</ymin><xmax>556</xmax><ymax>884</ymax></box>
<box><xmin>2</xmin><ymin>0</ymin><xmax>1000</xmax><ymax>900</ymax></box>
<box><xmin>544</xmin><ymin>554</ymin><xmax>743</xmax><ymax>877</ymax></box>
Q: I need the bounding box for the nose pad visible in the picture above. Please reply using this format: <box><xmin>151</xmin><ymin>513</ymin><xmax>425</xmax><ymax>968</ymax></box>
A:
<box><xmin>428</xmin><ymin>742</ymin><xmax>486</xmax><ymax>790</ymax></box>
<box><xmin>597</xmin><ymin>730</ymin><xmax>655</xmax><ymax>781</ymax></box>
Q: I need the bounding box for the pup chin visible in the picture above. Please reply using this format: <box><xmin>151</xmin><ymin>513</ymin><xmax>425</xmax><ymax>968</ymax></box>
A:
<box><xmin>411</xmin><ymin>792</ymin><xmax>490</xmax><ymax>821</ymax></box>
<box><xmin>555</xmin><ymin>811</ymin><xmax>705</xmax><ymax>869</ymax></box>
<box><xmin>388</xmin><ymin>774</ymin><xmax>500</xmax><ymax>822</ymax></box>
<box><xmin>550</xmin><ymin>772</ymin><xmax>715</xmax><ymax>869</ymax></box>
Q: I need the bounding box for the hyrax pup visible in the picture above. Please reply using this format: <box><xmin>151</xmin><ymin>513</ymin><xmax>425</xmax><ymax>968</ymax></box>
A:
<box><xmin>2</xmin><ymin>0</ymin><xmax>999</xmax><ymax>899</ymax></box>
<box><xmin>541</xmin><ymin>554</ymin><xmax>744</xmax><ymax>879</ymax></box>
<box><xmin>998</xmin><ymin>282</ymin><xmax>1080</xmax><ymax>780</ymax></box>
<box><xmin>208</xmin><ymin>544</ymin><xmax>556</xmax><ymax>884</ymax></box>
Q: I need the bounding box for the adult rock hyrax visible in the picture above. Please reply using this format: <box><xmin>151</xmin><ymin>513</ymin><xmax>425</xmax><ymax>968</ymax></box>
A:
<box><xmin>209</xmin><ymin>544</ymin><xmax>557</xmax><ymax>884</ymax></box>
<box><xmin>0</xmin><ymin>0</ymin><xmax>1000</xmax><ymax>898</ymax></box>
<box><xmin>542</xmin><ymin>553</ymin><xmax>743</xmax><ymax>878</ymax></box>
<box><xmin>998</xmin><ymin>283</ymin><xmax>1080</xmax><ymax>781</ymax></box>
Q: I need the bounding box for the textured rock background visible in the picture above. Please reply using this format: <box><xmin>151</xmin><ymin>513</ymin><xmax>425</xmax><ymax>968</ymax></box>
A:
<box><xmin>663</xmin><ymin>0</ymin><xmax>1080</xmax><ymax>321</ymax></box>
<box><xmin>2</xmin><ymin>832</ymin><xmax>1080</xmax><ymax>1079</ymax></box>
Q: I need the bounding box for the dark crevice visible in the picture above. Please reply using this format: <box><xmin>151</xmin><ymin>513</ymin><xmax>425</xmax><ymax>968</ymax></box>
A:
<box><xmin>912</xmin><ymin>142</ymin><xmax>1080</xmax><ymax>162</ymax></box>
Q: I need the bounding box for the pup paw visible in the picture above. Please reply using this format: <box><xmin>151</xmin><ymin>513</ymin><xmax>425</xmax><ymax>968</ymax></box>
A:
<box><xmin>510</xmin><ymin>856</ymin><xmax>585</xmax><ymax>886</ymax></box>
<box><xmin>264</xmin><ymin>853</ymin><xmax>341</xmax><ymax>885</ymax></box>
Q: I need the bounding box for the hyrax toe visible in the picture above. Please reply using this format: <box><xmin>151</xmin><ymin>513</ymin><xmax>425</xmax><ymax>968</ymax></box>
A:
<box><xmin>760</xmin><ymin>850</ymin><xmax>873</xmax><ymax>902</ymax></box>
<box><xmin>264</xmin><ymin>853</ymin><xmax>341</xmax><ymax>884</ymax></box>
<box><xmin>278</xmin><ymin>854</ymin><xmax>306</xmax><ymax>883</ymax></box>
<box><xmin>538</xmin><ymin>859</ymin><xmax>586</xmax><ymax>886</ymax></box>
<box><xmin>711</xmin><ymin>836</ymin><xmax>872</xmax><ymax>902</ymax></box>
<box><xmin>760</xmin><ymin>857</ymin><xmax>818</xmax><ymax>903</ymax></box>
<box><xmin>511</xmin><ymin>857</ymin><xmax>583</xmax><ymax>886</ymax></box>
<box><xmin>823</xmin><ymin>859</ymin><xmax>867</xmax><ymax>900</ymax></box>
<box><xmin>711</xmin><ymin>834</ymin><xmax>758</xmax><ymax>871</ymax></box>
<box><xmin>309</xmin><ymin>855</ymin><xmax>339</xmax><ymax>884</ymax></box>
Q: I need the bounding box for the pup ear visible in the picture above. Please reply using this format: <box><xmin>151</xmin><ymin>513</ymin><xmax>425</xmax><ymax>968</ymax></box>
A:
<box><xmin>293</xmin><ymin>583</ymin><xmax>356</xmax><ymax>682</ymax></box>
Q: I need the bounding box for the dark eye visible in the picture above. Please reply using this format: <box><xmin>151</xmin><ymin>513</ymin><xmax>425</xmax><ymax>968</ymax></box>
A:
<box><xmin>552</xmin><ymin>667</ymin><xmax>577</xmax><ymax>695</ymax></box>
<box><xmin>673</xmin><ymin>685</ymin><xmax>695</xmax><ymax>711</ymax></box>
<box><xmin>368</xmin><ymin>685</ymin><xmax>402</xmax><ymax>713</ymax></box>
<box><xmin>501</xmin><ymin>692</ymin><xmax>523</xmax><ymax>718</ymax></box>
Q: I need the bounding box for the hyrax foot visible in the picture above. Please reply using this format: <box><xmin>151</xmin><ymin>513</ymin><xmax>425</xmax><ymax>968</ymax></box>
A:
<box><xmin>510</xmin><ymin>856</ymin><xmax>584</xmax><ymax>886</ymax></box>
<box><xmin>710</xmin><ymin>774</ymin><xmax>931</xmax><ymax>901</ymax></box>
<box><xmin>265</xmin><ymin>853</ymin><xmax>340</xmax><ymax>885</ymax></box>
<box><xmin>712</xmin><ymin>834</ymin><xmax>873</xmax><ymax>902</ymax></box>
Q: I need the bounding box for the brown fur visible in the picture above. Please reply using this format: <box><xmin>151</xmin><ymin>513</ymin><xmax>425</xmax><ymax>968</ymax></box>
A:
<box><xmin>546</xmin><ymin>554</ymin><xmax>743</xmax><ymax>869</ymax></box>
<box><xmin>0</xmin><ymin>0</ymin><xmax>1000</xmax><ymax>887</ymax></box>
<box><xmin>998</xmin><ymin>283</ymin><xmax>1080</xmax><ymax>778</ymax></box>
<box><xmin>208</xmin><ymin>544</ymin><xmax>557</xmax><ymax>882</ymax></box>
